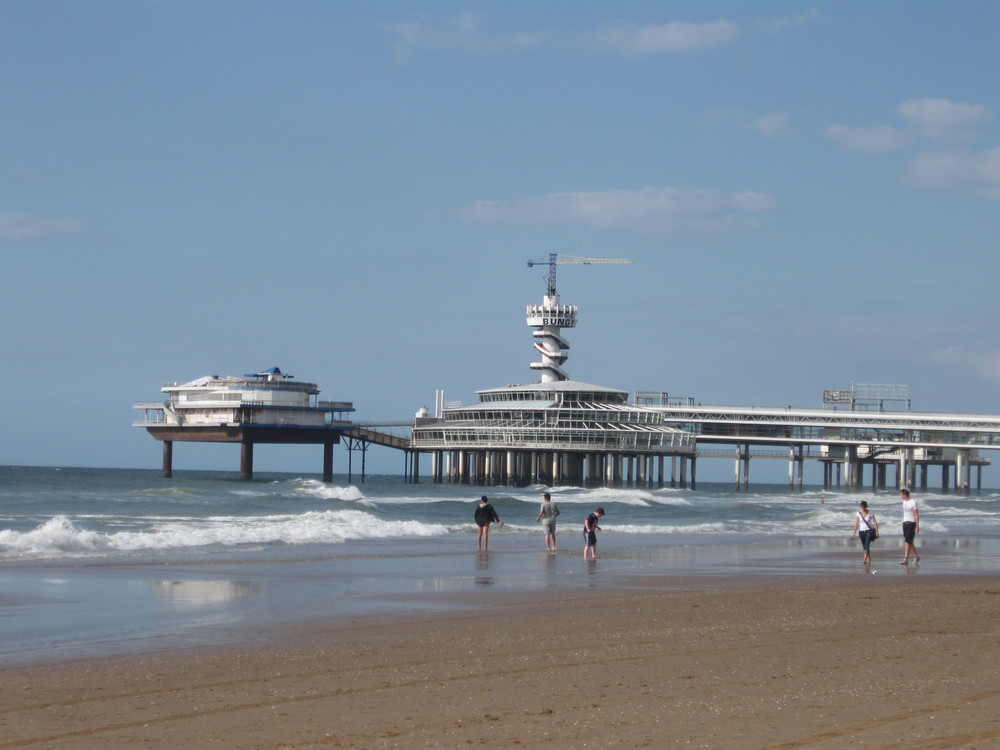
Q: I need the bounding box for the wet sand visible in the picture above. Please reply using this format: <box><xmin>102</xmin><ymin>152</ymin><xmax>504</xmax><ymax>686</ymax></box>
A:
<box><xmin>2</xmin><ymin>574</ymin><xmax>999</xmax><ymax>749</ymax></box>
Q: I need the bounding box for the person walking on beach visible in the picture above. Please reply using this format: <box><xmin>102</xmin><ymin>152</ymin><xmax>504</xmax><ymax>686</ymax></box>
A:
<box><xmin>899</xmin><ymin>488</ymin><xmax>920</xmax><ymax>564</ymax></box>
<box><xmin>475</xmin><ymin>496</ymin><xmax>501</xmax><ymax>551</ymax></box>
<box><xmin>583</xmin><ymin>507</ymin><xmax>605</xmax><ymax>560</ymax></box>
<box><xmin>851</xmin><ymin>500</ymin><xmax>879</xmax><ymax>565</ymax></box>
<box><xmin>536</xmin><ymin>492</ymin><xmax>561</xmax><ymax>551</ymax></box>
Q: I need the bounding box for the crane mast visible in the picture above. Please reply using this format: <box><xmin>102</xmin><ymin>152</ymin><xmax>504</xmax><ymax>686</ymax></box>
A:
<box><xmin>527</xmin><ymin>253</ymin><xmax>632</xmax><ymax>296</ymax></box>
<box><xmin>524</xmin><ymin>253</ymin><xmax>632</xmax><ymax>382</ymax></box>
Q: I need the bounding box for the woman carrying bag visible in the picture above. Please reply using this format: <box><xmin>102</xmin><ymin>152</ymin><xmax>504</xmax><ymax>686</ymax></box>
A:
<box><xmin>851</xmin><ymin>500</ymin><xmax>879</xmax><ymax>565</ymax></box>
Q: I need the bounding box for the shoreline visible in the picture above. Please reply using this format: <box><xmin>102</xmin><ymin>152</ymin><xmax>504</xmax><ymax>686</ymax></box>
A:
<box><xmin>2</xmin><ymin>574</ymin><xmax>999</xmax><ymax>748</ymax></box>
<box><xmin>2</xmin><ymin>533</ymin><xmax>999</xmax><ymax>667</ymax></box>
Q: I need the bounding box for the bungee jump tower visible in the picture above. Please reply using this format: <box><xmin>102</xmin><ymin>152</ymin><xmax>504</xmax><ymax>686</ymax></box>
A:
<box><xmin>411</xmin><ymin>254</ymin><xmax>697</xmax><ymax>487</ymax></box>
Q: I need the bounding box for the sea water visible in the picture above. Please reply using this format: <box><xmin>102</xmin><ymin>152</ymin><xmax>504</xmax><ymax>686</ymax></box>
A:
<box><xmin>1</xmin><ymin>466</ymin><xmax>998</xmax><ymax>664</ymax></box>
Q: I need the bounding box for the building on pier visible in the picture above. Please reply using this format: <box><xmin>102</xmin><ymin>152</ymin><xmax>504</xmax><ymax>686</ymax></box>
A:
<box><xmin>411</xmin><ymin>256</ymin><xmax>696</xmax><ymax>486</ymax></box>
<box><xmin>133</xmin><ymin>368</ymin><xmax>354</xmax><ymax>481</ymax></box>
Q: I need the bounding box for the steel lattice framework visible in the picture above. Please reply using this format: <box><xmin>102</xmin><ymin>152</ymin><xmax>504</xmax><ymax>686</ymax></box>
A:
<box><xmin>646</xmin><ymin>404</ymin><xmax>1000</xmax><ymax>451</ymax></box>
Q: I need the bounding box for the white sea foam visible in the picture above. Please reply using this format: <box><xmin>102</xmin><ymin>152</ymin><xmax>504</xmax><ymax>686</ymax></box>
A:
<box><xmin>0</xmin><ymin>511</ymin><xmax>455</xmax><ymax>559</ymax></box>
<box><xmin>292</xmin><ymin>479</ymin><xmax>366</xmax><ymax>503</ymax></box>
<box><xmin>611</xmin><ymin>522</ymin><xmax>730</xmax><ymax>534</ymax></box>
<box><xmin>545</xmin><ymin>487</ymin><xmax>659</xmax><ymax>507</ymax></box>
<box><xmin>0</xmin><ymin>516</ymin><xmax>103</xmax><ymax>555</ymax></box>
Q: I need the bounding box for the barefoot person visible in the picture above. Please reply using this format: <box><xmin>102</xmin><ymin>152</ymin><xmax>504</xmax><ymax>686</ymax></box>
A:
<box><xmin>474</xmin><ymin>496</ymin><xmax>501</xmax><ymax>551</ymax></box>
<box><xmin>851</xmin><ymin>500</ymin><xmax>879</xmax><ymax>565</ymax></box>
<box><xmin>899</xmin><ymin>488</ymin><xmax>920</xmax><ymax>564</ymax></box>
<box><xmin>582</xmin><ymin>507</ymin><xmax>605</xmax><ymax>560</ymax></box>
<box><xmin>536</xmin><ymin>492</ymin><xmax>561</xmax><ymax>551</ymax></box>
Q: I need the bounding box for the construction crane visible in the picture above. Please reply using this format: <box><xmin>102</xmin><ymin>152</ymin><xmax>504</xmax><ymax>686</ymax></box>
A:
<box><xmin>527</xmin><ymin>253</ymin><xmax>632</xmax><ymax>296</ymax></box>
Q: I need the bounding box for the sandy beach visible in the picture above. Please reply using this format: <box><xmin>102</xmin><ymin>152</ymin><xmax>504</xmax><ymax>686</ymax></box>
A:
<box><xmin>2</xmin><ymin>573</ymin><xmax>998</xmax><ymax>749</ymax></box>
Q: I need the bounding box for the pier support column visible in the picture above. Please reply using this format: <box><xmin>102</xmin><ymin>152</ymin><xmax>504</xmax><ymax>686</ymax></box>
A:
<box><xmin>736</xmin><ymin>445</ymin><xmax>750</xmax><ymax>488</ymax></box>
<box><xmin>845</xmin><ymin>446</ymin><xmax>858</xmax><ymax>488</ymax></box>
<box><xmin>161</xmin><ymin>440</ymin><xmax>173</xmax><ymax>479</ymax></box>
<box><xmin>240</xmin><ymin>441</ymin><xmax>254</xmax><ymax>481</ymax></box>
<box><xmin>322</xmin><ymin>442</ymin><xmax>334</xmax><ymax>483</ymax></box>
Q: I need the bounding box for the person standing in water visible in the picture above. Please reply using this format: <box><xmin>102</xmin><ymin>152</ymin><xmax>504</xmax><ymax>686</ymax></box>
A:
<box><xmin>474</xmin><ymin>496</ymin><xmax>501</xmax><ymax>551</ymax></box>
<box><xmin>899</xmin><ymin>488</ymin><xmax>920</xmax><ymax>564</ymax></box>
<box><xmin>582</xmin><ymin>507</ymin><xmax>605</xmax><ymax>560</ymax></box>
<box><xmin>536</xmin><ymin>492</ymin><xmax>561</xmax><ymax>551</ymax></box>
<box><xmin>851</xmin><ymin>500</ymin><xmax>879</xmax><ymax>565</ymax></box>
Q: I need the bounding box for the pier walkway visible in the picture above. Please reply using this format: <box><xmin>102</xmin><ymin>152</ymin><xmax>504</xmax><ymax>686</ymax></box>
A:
<box><xmin>342</xmin><ymin>423</ymin><xmax>418</xmax><ymax>483</ymax></box>
<box><xmin>638</xmin><ymin>398</ymin><xmax>998</xmax><ymax>490</ymax></box>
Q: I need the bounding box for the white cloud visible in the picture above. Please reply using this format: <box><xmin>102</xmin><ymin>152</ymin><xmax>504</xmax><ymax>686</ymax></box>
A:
<box><xmin>754</xmin><ymin>8</ymin><xmax>823</xmax><ymax>33</ymax></box>
<box><xmin>0</xmin><ymin>213</ymin><xmax>86</xmax><ymax>242</ymax></box>
<box><xmin>388</xmin><ymin>14</ymin><xmax>815</xmax><ymax>59</ymax></box>
<box><xmin>386</xmin><ymin>13</ymin><xmax>550</xmax><ymax>60</ymax></box>
<box><xmin>751</xmin><ymin>111</ymin><xmax>794</xmax><ymax>138</ymax></box>
<box><xmin>903</xmin><ymin>147</ymin><xmax>1000</xmax><ymax>200</ymax></box>
<box><xmin>586</xmin><ymin>20</ymin><xmax>739</xmax><ymax>56</ymax></box>
<box><xmin>929</xmin><ymin>346</ymin><xmax>1000</xmax><ymax>382</ymax></box>
<box><xmin>701</xmin><ymin>109</ymin><xmax>796</xmax><ymax>138</ymax></box>
<box><xmin>827</xmin><ymin>99</ymin><xmax>992</xmax><ymax>155</ymax></box>
<box><xmin>463</xmin><ymin>187</ymin><xmax>776</xmax><ymax>233</ymax></box>
<box><xmin>827</xmin><ymin>99</ymin><xmax>998</xmax><ymax>200</ymax></box>
<box><xmin>824</xmin><ymin>124</ymin><xmax>910</xmax><ymax>154</ymax></box>
<box><xmin>899</xmin><ymin>98</ymin><xmax>992</xmax><ymax>138</ymax></box>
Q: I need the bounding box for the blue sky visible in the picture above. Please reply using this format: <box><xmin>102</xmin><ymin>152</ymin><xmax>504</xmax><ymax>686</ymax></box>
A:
<box><xmin>3</xmin><ymin>1</ymin><xmax>1000</xmax><ymax>481</ymax></box>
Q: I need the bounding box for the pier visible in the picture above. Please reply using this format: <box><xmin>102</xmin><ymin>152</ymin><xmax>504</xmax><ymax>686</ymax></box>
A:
<box><xmin>134</xmin><ymin>369</ymin><xmax>354</xmax><ymax>481</ymax></box>
<box><xmin>136</xmin><ymin>382</ymin><xmax>1000</xmax><ymax>490</ymax></box>
<box><xmin>401</xmin><ymin>395</ymin><xmax>998</xmax><ymax>489</ymax></box>
<box><xmin>144</xmin><ymin>424</ymin><xmax>349</xmax><ymax>482</ymax></box>
<box><xmin>134</xmin><ymin>285</ymin><xmax>1000</xmax><ymax>490</ymax></box>
<box><xmin>410</xmin><ymin>255</ymin><xmax>696</xmax><ymax>487</ymax></box>
<box><xmin>640</xmin><ymin>390</ymin><xmax>997</xmax><ymax>490</ymax></box>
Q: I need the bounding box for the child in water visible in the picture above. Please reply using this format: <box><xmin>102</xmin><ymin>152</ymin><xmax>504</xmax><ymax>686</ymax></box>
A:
<box><xmin>474</xmin><ymin>496</ymin><xmax>501</xmax><ymax>550</ymax></box>
<box><xmin>583</xmin><ymin>507</ymin><xmax>605</xmax><ymax>560</ymax></box>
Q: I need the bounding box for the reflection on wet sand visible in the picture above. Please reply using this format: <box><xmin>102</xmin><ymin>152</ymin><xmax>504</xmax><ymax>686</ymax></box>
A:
<box><xmin>152</xmin><ymin>580</ymin><xmax>258</xmax><ymax>606</ymax></box>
